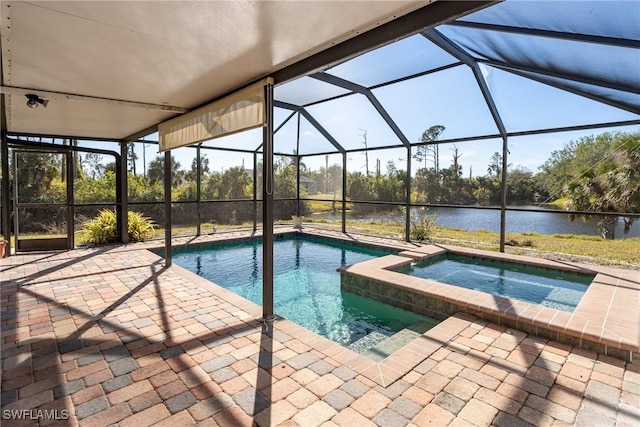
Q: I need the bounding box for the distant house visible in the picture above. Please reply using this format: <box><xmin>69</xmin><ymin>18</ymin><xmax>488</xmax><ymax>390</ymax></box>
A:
<box><xmin>299</xmin><ymin>176</ymin><xmax>317</xmax><ymax>195</ymax></box>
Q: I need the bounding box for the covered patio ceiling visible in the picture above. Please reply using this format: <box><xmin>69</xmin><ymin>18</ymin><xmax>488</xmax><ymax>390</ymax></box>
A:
<box><xmin>0</xmin><ymin>0</ymin><xmax>493</xmax><ymax>140</ymax></box>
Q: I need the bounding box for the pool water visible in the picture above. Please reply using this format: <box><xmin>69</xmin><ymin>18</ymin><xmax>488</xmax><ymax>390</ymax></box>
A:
<box><xmin>172</xmin><ymin>235</ymin><xmax>437</xmax><ymax>352</ymax></box>
<box><xmin>399</xmin><ymin>254</ymin><xmax>593</xmax><ymax>312</ymax></box>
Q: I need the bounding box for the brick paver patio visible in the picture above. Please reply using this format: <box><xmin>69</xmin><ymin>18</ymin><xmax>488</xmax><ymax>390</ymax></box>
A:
<box><xmin>1</xmin><ymin>231</ymin><xmax>639</xmax><ymax>426</ymax></box>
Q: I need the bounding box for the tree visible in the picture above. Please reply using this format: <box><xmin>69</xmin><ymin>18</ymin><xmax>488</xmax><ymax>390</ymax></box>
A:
<box><xmin>472</xmin><ymin>177</ymin><xmax>494</xmax><ymax>205</ymax></box>
<box><xmin>274</xmin><ymin>156</ymin><xmax>297</xmax><ymax>198</ymax></box>
<box><xmin>127</xmin><ymin>142</ymin><xmax>139</xmax><ymax>175</ymax></box>
<box><xmin>104</xmin><ymin>161</ymin><xmax>117</xmax><ymax>175</ymax></box>
<box><xmin>383</xmin><ymin>161</ymin><xmax>407</xmax><ymax>203</ymax></box>
<box><xmin>347</xmin><ymin>171</ymin><xmax>372</xmax><ymax>201</ymax></box>
<box><xmin>81</xmin><ymin>152</ymin><xmax>105</xmax><ymax>179</ymax></box>
<box><xmin>414</xmin><ymin>125</ymin><xmax>445</xmax><ymax>172</ymax></box>
<box><xmin>127</xmin><ymin>173</ymin><xmax>163</xmax><ymax>202</ymax></box>
<box><xmin>438</xmin><ymin>147</ymin><xmax>468</xmax><ymax>204</ymax></box>
<box><xmin>413</xmin><ymin>167</ymin><xmax>434</xmax><ymax>202</ymax></box>
<box><xmin>537</xmin><ymin>140</ymin><xmax>593</xmax><ymax>200</ymax></box>
<box><xmin>450</xmin><ymin>145</ymin><xmax>461</xmax><ymax>175</ymax></box>
<box><xmin>538</xmin><ymin>131</ymin><xmax>640</xmax><ymax>239</ymax></box>
<box><xmin>74</xmin><ymin>171</ymin><xmax>117</xmax><ymax>203</ymax></box>
<box><xmin>147</xmin><ymin>155</ymin><xmax>182</xmax><ymax>187</ymax></box>
<box><xmin>324</xmin><ymin>155</ymin><xmax>329</xmax><ymax>193</ymax></box>
<box><xmin>202</xmin><ymin>171</ymin><xmax>222</xmax><ymax>199</ymax></box>
<box><xmin>327</xmin><ymin>164</ymin><xmax>343</xmax><ymax>194</ymax></box>
<box><xmin>360</xmin><ymin>129</ymin><xmax>369</xmax><ymax>176</ymax></box>
<box><xmin>13</xmin><ymin>152</ymin><xmax>63</xmax><ymax>203</ymax></box>
<box><xmin>487</xmin><ymin>152</ymin><xmax>503</xmax><ymax>178</ymax></box>
<box><xmin>185</xmin><ymin>154</ymin><xmax>210</xmax><ymax>182</ymax></box>
<box><xmin>220</xmin><ymin>167</ymin><xmax>252</xmax><ymax>199</ymax></box>
<box><xmin>507</xmin><ymin>166</ymin><xmax>541</xmax><ymax>204</ymax></box>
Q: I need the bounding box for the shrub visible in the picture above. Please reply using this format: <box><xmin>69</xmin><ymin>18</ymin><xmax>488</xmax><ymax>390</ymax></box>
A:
<box><xmin>80</xmin><ymin>209</ymin><xmax>117</xmax><ymax>244</ymax></box>
<box><xmin>80</xmin><ymin>209</ymin><xmax>156</xmax><ymax>244</ymax></box>
<box><xmin>410</xmin><ymin>214</ymin><xmax>437</xmax><ymax>241</ymax></box>
<box><xmin>127</xmin><ymin>211</ymin><xmax>157</xmax><ymax>242</ymax></box>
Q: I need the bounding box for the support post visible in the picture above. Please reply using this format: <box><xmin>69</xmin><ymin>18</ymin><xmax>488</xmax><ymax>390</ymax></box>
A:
<box><xmin>66</xmin><ymin>151</ymin><xmax>74</xmax><ymax>249</ymax></box>
<box><xmin>196</xmin><ymin>145</ymin><xmax>201</xmax><ymax>236</ymax></box>
<box><xmin>296</xmin><ymin>113</ymin><xmax>301</xmax><ymax>217</ymax></box>
<box><xmin>253</xmin><ymin>151</ymin><xmax>258</xmax><ymax>231</ymax></box>
<box><xmin>118</xmin><ymin>141</ymin><xmax>129</xmax><ymax>244</ymax></box>
<box><xmin>406</xmin><ymin>146</ymin><xmax>412</xmax><ymax>242</ymax></box>
<box><xmin>296</xmin><ymin>156</ymin><xmax>301</xmax><ymax>217</ymax></box>
<box><xmin>12</xmin><ymin>151</ymin><xmax>18</xmax><ymax>249</ymax></box>
<box><xmin>262</xmin><ymin>80</ymin><xmax>275</xmax><ymax>321</ymax></box>
<box><xmin>164</xmin><ymin>150</ymin><xmax>172</xmax><ymax>267</ymax></box>
<box><xmin>342</xmin><ymin>153</ymin><xmax>347</xmax><ymax>234</ymax></box>
<box><xmin>1</xmin><ymin>132</ymin><xmax>10</xmax><ymax>256</ymax></box>
<box><xmin>499</xmin><ymin>135</ymin><xmax>508</xmax><ymax>252</ymax></box>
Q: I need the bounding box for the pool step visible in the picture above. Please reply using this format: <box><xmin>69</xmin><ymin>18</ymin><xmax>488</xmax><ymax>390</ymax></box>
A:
<box><xmin>361</xmin><ymin>319</ymin><xmax>439</xmax><ymax>362</ymax></box>
<box><xmin>347</xmin><ymin>331</ymin><xmax>390</xmax><ymax>354</ymax></box>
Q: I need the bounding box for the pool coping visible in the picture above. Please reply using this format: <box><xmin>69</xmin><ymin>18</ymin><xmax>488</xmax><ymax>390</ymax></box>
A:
<box><xmin>339</xmin><ymin>244</ymin><xmax>640</xmax><ymax>362</ymax></box>
<box><xmin>144</xmin><ymin>227</ymin><xmax>412</xmax><ymax>257</ymax></box>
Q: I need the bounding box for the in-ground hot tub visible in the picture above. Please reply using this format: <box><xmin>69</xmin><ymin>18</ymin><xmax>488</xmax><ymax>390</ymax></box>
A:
<box><xmin>340</xmin><ymin>244</ymin><xmax>640</xmax><ymax>361</ymax></box>
<box><xmin>395</xmin><ymin>252</ymin><xmax>593</xmax><ymax>312</ymax></box>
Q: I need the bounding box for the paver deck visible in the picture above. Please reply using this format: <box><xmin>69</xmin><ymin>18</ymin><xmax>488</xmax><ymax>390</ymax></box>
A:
<box><xmin>1</xmin><ymin>229</ymin><xmax>639</xmax><ymax>426</ymax></box>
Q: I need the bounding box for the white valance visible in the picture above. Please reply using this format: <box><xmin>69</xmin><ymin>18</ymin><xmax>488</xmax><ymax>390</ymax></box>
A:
<box><xmin>159</xmin><ymin>78</ymin><xmax>272</xmax><ymax>151</ymax></box>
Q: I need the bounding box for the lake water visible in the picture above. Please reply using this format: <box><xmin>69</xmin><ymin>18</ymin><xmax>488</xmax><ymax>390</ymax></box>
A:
<box><xmin>311</xmin><ymin>206</ymin><xmax>640</xmax><ymax>238</ymax></box>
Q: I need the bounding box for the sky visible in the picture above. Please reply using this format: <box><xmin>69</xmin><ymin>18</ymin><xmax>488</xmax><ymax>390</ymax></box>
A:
<box><xmin>80</xmin><ymin>21</ymin><xmax>639</xmax><ymax>181</ymax></box>
<box><xmin>123</xmin><ymin>69</ymin><xmax>637</xmax><ymax>180</ymax></box>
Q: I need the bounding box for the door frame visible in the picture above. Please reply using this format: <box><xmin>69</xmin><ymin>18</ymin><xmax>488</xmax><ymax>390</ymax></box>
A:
<box><xmin>6</xmin><ymin>138</ymin><xmax>123</xmax><ymax>253</ymax></box>
<box><xmin>13</xmin><ymin>148</ymin><xmax>73</xmax><ymax>251</ymax></box>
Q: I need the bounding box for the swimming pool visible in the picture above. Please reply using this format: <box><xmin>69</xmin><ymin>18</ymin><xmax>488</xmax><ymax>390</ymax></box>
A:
<box><xmin>171</xmin><ymin>234</ymin><xmax>437</xmax><ymax>352</ymax></box>
<box><xmin>398</xmin><ymin>254</ymin><xmax>593</xmax><ymax>312</ymax></box>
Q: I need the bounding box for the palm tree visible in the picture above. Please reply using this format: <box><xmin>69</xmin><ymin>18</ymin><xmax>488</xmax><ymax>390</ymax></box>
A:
<box><xmin>563</xmin><ymin>132</ymin><xmax>639</xmax><ymax>239</ymax></box>
<box><xmin>147</xmin><ymin>155</ymin><xmax>182</xmax><ymax>187</ymax></box>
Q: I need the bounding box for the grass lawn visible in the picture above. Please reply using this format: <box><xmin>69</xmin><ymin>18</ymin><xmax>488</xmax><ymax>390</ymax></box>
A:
<box><xmin>435</xmin><ymin>228</ymin><xmax>640</xmax><ymax>266</ymax></box>
<box><xmin>303</xmin><ymin>194</ymin><xmax>352</xmax><ymax>212</ymax></box>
